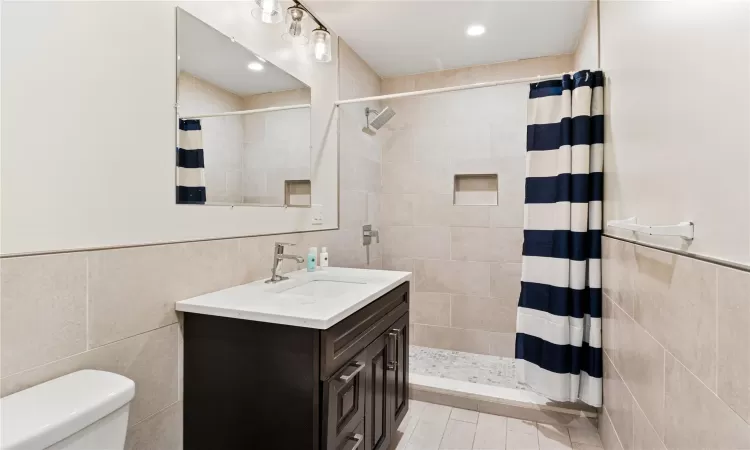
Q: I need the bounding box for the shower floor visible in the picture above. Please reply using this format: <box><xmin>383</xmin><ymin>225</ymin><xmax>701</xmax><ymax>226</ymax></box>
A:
<box><xmin>408</xmin><ymin>345</ymin><xmax>598</xmax><ymax>422</ymax></box>
<box><xmin>409</xmin><ymin>345</ymin><xmax>525</xmax><ymax>390</ymax></box>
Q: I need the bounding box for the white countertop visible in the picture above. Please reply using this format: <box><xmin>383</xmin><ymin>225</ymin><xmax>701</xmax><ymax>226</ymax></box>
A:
<box><xmin>175</xmin><ymin>267</ymin><xmax>411</xmax><ymax>329</ymax></box>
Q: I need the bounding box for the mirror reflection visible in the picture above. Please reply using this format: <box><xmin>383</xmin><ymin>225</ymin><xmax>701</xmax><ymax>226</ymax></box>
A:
<box><xmin>176</xmin><ymin>8</ymin><xmax>312</xmax><ymax>207</ymax></box>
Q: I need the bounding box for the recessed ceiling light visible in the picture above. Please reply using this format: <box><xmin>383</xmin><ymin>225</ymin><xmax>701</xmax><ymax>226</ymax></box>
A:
<box><xmin>247</xmin><ymin>62</ymin><xmax>264</xmax><ymax>72</ymax></box>
<box><xmin>466</xmin><ymin>24</ymin><xmax>485</xmax><ymax>37</ymax></box>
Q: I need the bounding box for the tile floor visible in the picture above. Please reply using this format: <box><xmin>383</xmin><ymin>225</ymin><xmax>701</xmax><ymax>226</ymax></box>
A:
<box><xmin>409</xmin><ymin>346</ymin><xmax>522</xmax><ymax>390</ymax></box>
<box><xmin>390</xmin><ymin>400</ymin><xmax>603</xmax><ymax>450</ymax></box>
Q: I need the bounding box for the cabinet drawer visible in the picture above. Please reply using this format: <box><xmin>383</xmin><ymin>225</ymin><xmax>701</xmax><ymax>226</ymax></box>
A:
<box><xmin>335</xmin><ymin>421</ymin><xmax>364</xmax><ymax>450</ymax></box>
<box><xmin>323</xmin><ymin>352</ymin><xmax>367</xmax><ymax>450</ymax></box>
<box><xmin>321</xmin><ymin>282</ymin><xmax>409</xmax><ymax>379</ymax></box>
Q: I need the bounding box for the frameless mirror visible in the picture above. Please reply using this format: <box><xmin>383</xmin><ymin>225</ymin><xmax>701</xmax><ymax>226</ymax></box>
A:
<box><xmin>176</xmin><ymin>8</ymin><xmax>312</xmax><ymax>207</ymax></box>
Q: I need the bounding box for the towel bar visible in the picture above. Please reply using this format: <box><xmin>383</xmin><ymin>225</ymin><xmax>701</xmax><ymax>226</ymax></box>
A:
<box><xmin>606</xmin><ymin>217</ymin><xmax>694</xmax><ymax>240</ymax></box>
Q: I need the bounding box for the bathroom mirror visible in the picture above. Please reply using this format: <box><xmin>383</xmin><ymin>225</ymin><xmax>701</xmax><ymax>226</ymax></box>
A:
<box><xmin>176</xmin><ymin>8</ymin><xmax>312</xmax><ymax>207</ymax></box>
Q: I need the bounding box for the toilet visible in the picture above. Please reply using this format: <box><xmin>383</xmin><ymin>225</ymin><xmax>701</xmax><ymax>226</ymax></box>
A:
<box><xmin>0</xmin><ymin>370</ymin><xmax>135</xmax><ymax>450</ymax></box>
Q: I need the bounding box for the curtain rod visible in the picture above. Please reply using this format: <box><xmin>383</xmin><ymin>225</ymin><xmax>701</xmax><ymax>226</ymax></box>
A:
<box><xmin>335</xmin><ymin>71</ymin><xmax>598</xmax><ymax>106</ymax></box>
<box><xmin>178</xmin><ymin>103</ymin><xmax>311</xmax><ymax>120</ymax></box>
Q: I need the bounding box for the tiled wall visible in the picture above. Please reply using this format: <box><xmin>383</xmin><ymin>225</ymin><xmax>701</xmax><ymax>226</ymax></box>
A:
<box><xmin>599</xmin><ymin>236</ymin><xmax>750</xmax><ymax>450</ymax></box>
<box><xmin>0</xmin><ymin>38</ymin><xmax>382</xmax><ymax>450</ymax></box>
<box><xmin>178</xmin><ymin>72</ymin><xmax>246</xmax><ymax>203</ymax></box>
<box><xmin>336</xmin><ymin>40</ymin><xmax>385</xmax><ymax>269</ymax></box>
<box><xmin>242</xmin><ymin>88</ymin><xmax>312</xmax><ymax>204</ymax></box>
<box><xmin>378</xmin><ymin>55</ymin><xmax>573</xmax><ymax>357</ymax></box>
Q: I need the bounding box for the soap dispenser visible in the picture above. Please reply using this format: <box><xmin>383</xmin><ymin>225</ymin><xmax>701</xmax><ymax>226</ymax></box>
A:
<box><xmin>307</xmin><ymin>247</ymin><xmax>317</xmax><ymax>272</ymax></box>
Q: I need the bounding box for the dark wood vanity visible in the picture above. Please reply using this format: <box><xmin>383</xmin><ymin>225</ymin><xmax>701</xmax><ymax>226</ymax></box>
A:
<box><xmin>183</xmin><ymin>281</ymin><xmax>410</xmax><ymax>450</ymax></box>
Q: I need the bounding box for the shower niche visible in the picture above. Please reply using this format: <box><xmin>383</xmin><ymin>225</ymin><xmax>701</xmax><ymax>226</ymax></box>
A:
<box><xmin>453</xmin><ymin>173</ymin><xmax>499</xmax><ymax>206</ymax></box>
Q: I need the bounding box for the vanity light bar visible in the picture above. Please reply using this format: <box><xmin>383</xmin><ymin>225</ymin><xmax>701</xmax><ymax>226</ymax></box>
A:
<box><xmin>178</xmin><ymin>103</ymin><xmax>311</xmax><ymax>120</ymax></box>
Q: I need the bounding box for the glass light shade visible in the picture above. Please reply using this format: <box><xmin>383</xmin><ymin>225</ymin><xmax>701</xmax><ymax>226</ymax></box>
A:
<box><xmin>251</xmin><ymin>0</ymin><xmax>282</xmax><ymax>24</ymax></box>
<box><xmin>281</xmin><ymin>7</ymin><xmax>309</xmax><ymax>44</ymax></box>
<box><xmin>311</xmin><ymin>28</ymin><xmax>331</xmax><ymax>63</ymax></box>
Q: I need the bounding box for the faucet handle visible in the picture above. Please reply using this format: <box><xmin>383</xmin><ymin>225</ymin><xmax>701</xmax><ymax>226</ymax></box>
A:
<box><xmin>274</xmin><ymin>242</ymin><xmax>296</xmax><ymax>253</ymax></box>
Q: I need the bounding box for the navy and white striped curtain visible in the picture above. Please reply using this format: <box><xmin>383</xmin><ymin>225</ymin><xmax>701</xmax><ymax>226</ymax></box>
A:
<box><xmin>177</xmin><ymin>119</ymin><xmax>206</xmax><ymax>204</ymax></box>
<box><xmin>515</xmin><ymin>70</ymin><xmax>604</xmax><ymax>407</ymax></box>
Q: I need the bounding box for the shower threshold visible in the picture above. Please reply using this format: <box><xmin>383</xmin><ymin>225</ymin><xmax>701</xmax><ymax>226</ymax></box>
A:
<box><xmin>408</xmin><ymin>345</ymin><xmax>598</xmax><ymax>428</ymax></box>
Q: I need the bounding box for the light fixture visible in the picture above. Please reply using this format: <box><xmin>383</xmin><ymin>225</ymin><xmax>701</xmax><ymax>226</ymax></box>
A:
<box><xmin>311</xmin><ymin>27</ymin><xmax>331</xmax><ymax>63</ymax></box>
<box><xmin>282</xmin><ymin>5</ymin><xmax>309</xmax><ymax>44</ymax></box>
<box><xmin>253</xmin><ymin>0</ymin><xmax>329</xmax><ymax>63</ymax></box>
<box><xmin>247</xmin><ymin>62</ymin><xmax>264</xmax><ymax>71</ymax></box>
<box><xmin>255</xmin><ymin>55</ymin><xmax>267</xmax><ymax>63</ymax></box>
<box><xmin>466</xmin><ymin>24</ymin><xmax>486</xmax><ymax>37</ymax></box>
<box><xmin>251</xmin><ymin>0</ymin><xmax>282</xmax><ymax>24</ymax></box>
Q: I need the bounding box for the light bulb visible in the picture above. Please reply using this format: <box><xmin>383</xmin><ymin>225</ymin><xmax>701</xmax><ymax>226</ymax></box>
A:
<box><xmin>247</xmin><ymin>62</ymin><xmax>264</xmax><ymax>71</ymax></box>
<box><xmin>466</xmin><ymin>24</ymin><xmax>486</xmax><ymax>37</ymax></box>
<box><xmin>311</xmin><ymin>28</ymin><xmax>331</xmax><ymax>63</ymax></box>
<box><xmin>282</xmin><ymin>6</ymin><xmax>309</xmax><ymax>44</ymax></box>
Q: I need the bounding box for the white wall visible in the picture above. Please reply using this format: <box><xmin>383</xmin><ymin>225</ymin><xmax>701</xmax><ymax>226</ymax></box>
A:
<box><xmin>573</xmin><ymin>1</ymin><xmax>599</xmax><ymax>71</ymax></box>
<box><xmin>0</xmin><ymin>1</ymin><xmax>339</xmax><ymax>255</ymax></box>
<box><xmin>600</xmin><ymin>0</ymin><xmax>750</xmax><ymax>265</ymax></box>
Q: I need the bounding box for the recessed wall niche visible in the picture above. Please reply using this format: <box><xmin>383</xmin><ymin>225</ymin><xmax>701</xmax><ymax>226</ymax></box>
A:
<box><xmin>285</xmin><ymin>180</ymin><xmax>312</xmax><ymax>207</ymax></box>
<box><xmin>453</xmin><ymin>174</ymin><xmax>498</xmax><ymax>206</ymax></box>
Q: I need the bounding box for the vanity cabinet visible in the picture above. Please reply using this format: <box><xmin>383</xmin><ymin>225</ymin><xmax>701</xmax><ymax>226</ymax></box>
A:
<box><xmin>183</xmin><ymin>281</ymin><xmax>409</xmax><ymax>450</ymax></box>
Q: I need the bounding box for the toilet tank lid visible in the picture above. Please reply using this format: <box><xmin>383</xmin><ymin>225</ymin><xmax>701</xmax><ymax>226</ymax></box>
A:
<box><xmin>0</xmin><ymin>370</ymin><xmax>135</xmax><ymax>450</ymax></box>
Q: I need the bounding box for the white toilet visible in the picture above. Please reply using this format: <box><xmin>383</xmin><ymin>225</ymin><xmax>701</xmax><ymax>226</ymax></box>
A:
<box><xmin>0</xmin><ymin>370</ymin><xmax>135</xmax><ymax>450</ymax></box>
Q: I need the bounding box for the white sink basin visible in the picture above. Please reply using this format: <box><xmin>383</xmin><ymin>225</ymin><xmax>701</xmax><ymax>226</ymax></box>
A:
<box><xmin>175</xmin><ymin>267</ymin><xmax>412</xmax><ymax>329</ymax></box>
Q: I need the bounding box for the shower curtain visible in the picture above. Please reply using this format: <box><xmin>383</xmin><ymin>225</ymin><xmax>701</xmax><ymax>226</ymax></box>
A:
<box><xmin>177</xmin><ymin>119</ymin><xmax>206</xmax><ymax>204</ymax></box>
<box><xmin>515</xmin><ymin>70</ymin><xmax>604</xmax><ymax>407</ymax></box>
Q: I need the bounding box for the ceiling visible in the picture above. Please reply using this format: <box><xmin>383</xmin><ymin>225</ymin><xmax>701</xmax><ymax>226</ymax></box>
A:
<box><xmin>178</xmin><ymin>9</ymin><xmax>307</xmax><ymax>96</ymax></box>
<box><xmin>308</xmin><ymin>1</ymin><xmax>592</xmax><ymax>77</ymax></box>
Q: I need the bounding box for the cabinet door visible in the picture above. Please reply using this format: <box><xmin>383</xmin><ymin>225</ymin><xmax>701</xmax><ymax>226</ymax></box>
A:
<box><xmin>389</xmin><ymin>313</ymin><xmax>409</xmax><ymax>429</ymax></box>
<box><xmin>323</xmin><ymin>350</ymin><xmax>367</xmax><ymax>450</ymax></box>
<box><xmin>364</xmin><ymin>332</ymin><xmax>391</xmax><ymax>450</ymax></box>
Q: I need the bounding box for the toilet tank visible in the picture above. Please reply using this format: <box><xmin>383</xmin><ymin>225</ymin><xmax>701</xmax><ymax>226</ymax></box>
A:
<box><xmin>0</xmin><ymin>370</ymin><xmax>135</xmax><ymax>450</ymax></box>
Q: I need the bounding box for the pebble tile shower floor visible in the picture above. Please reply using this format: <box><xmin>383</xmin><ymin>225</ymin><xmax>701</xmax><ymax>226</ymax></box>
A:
<box><xmin>391</xmin><ymin>400</ymin><xmax>603</xmax><ymax>450</ymax></box>
<box><xmin>409</xmin><ymin>346</ymin><xmax>524</xmax><ymax>390</ymax></box>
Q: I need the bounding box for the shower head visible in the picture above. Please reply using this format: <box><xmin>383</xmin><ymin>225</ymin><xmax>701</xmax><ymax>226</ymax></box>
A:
<box><xmin>361</xmin><ymin>106</ymin><xmax>396</xmax><ymax>135</ymax></box>
<box><xmin>369</xmin><ymin>106</ymin><xmax>396</xmax><ymax>130</ymax></box>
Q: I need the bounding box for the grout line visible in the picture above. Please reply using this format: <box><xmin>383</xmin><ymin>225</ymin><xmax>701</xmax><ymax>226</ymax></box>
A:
<box><xmin>634</xmin><ymin>397</ymin><xmax>665</xmax><ymax>449</ymax></box>
<box><xmin>436</xmin><ymin>414</ymin><xmax>451</xmax><ymax>450</ymax></box>
<box><xmin>127</xmin><ymin>400</ymin><xmax>180</xmax><ymax>429</ymax></box>
<box><xmin>1</xmin><ymin>323</ymin><xmax>178</xmax><ymax>381</ymax></box>
<box><xmin>668</xmin><ymin>348</ymin><xmax>750</xmax><ymax>427</ymax></box>
<box><xmin>662</xmin><ymin>346</ymin><xmax>666</xmax><ymax>440</ymax></box>
<box><xmin>603</xmin><ymin>407</ymin><xmax>625</xmax><ymax>450</ymax></box>
<box><xmin>505</xmin><ymin>417</ymin><xmax>509</xmax><ymax>450</ymax></box>
<box><xmin>85</xmin><ymin>255</ymin><xmax>90</xmax><ymax>351</ymax></box>
<box><xmin>715</xmin><ymin>266</ymin><xmax>719</xmax><ymax>395</ymax></box>
<box><xmin>607</xmin><ymin>285</ymin><xmax>744</xmax><ymax>426</ymax></box>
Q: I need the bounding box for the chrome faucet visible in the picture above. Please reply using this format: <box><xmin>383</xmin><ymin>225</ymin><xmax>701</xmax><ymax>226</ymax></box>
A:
<box><xmin>265</xmin><ymin>242</ymin><xmax>305</xmax><ymax>283</ymax></box>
